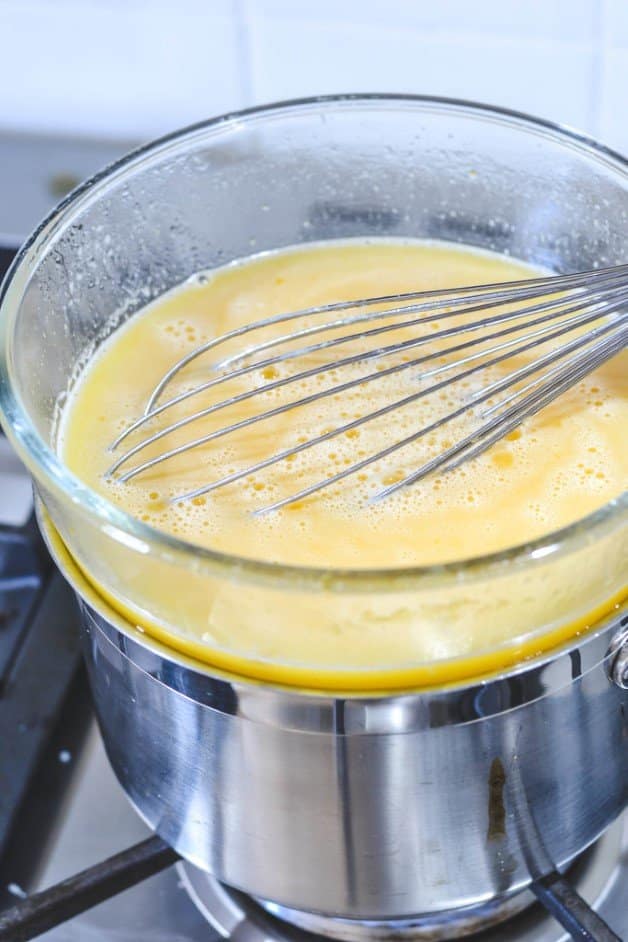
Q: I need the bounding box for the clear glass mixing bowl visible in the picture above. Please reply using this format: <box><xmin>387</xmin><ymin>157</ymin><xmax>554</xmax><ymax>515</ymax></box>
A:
<box><xmin>0</xmin><ymin>95</ymin><xmax>626</xmax><ymax>690</ymax></box>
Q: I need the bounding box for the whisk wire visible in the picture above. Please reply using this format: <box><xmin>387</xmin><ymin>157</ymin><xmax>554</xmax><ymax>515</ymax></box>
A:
<box><xmin>376</xmin><ymin>324</ymin><xmax>628</xmax><ymax>502</ymax></box>
<box><xmin>108</xmin><ymin>287</ymin><xmax>625</xmax><ymax>481</ymax></box>
<box><xmin>250</xmin><ymin>320</ymin><xmax>626</xmax><ymax>514</ymax></box>
<box><xmin>110</xmin><ymin>274</ymin><xmax>602</xmax><ymax>453</ymax></box>
<box><xmin>105</xmin><ymin>264</ymin><xmax>628</xmax><ymax>509</ymax></box>
<box><xmin>108</xmin><ymin>276</ymin><xmax>626</xmax><ymax>461</ymax></box>
<box><xmin>213</xmin><ymin>266</ymin><xmax>628</xmax><ymax>374</ymax></box>
<box><xmin>146</xmin><ymin>263</ymin><xmax>628</xmax><ymax>409</ymax></box>
<box><xmin>170</xmin><ymin>305</ymin><xmax>625</xmax><ymax>508</ymax></box>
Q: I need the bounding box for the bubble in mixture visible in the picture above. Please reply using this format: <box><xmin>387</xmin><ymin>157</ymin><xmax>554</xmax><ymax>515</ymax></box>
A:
<box><xmin>58</xmin><ymin>238</ymin><xmax>626</xmax><ymax>569</ymax></box>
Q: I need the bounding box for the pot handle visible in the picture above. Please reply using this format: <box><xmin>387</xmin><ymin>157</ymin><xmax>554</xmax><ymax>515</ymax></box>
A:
<box><xmin>607</xmin><ymin>619</ymin><xmax>628</xmax><ymax>690</ymax></box>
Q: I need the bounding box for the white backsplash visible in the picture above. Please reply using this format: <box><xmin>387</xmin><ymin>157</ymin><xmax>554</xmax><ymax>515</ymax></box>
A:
<box><xmin>0</xmin><ymin>436</ymin><xmax>32</xmax><ymax>527</ymax></box>
<box><xmin>0</xmin><ymin>0</ymin><xmax>626</xmax><ymax>152</ymax></box>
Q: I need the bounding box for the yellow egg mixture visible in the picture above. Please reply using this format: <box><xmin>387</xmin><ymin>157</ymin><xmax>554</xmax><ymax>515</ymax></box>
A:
<box><xmin>57</xmin><ymin>240</ymin><xmax>627</xmax><ymax>685</ymax></box>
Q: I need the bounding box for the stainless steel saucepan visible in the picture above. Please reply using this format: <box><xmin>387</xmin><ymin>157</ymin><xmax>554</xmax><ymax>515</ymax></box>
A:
<box><xmin>38</xmin><ymin>515</ymin><xmax>628</xmax><ymax>920</ymax></box>
<box><xmin>0</xmin><ymin>96</ymin><xmax>626</xmax><ymax>922</ymax></box>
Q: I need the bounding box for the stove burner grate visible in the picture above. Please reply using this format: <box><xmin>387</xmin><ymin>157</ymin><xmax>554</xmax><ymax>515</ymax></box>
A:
<box><xmin>178</xmin><ymin>816</ymin><xmax>626</xmax><ymax>942</ymax></box>
<box><xmin>0</xmin><ymin>798</ymin><xmax>625</xmax><ymax>941</ymax></box>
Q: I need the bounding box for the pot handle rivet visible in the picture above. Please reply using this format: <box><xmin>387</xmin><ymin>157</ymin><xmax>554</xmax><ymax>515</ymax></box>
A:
<box><xmin>607</xmin><ymin>623</ymin><xmax>628</xmax><ymax>690</ymax></box>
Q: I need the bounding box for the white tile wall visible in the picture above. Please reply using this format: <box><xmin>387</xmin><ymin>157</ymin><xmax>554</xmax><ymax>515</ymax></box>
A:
<box><xmin>0</xmin><ymin>0</ymin><xmax>245</xmax><ymax>137</ymax></box>
<box><xmin>600</xmin><ymin>49</ymin><xmax>628</xmax><ymax>152</ymax></box>
<box><xmin>600</xmin><ymin>0</ymin><xmax>628</xmax><ymax>153</ymax></box>
<box><xmin>607</xmin><ymin>0</ymin><xmax>628</xmax><ymax>41</ymax></box>
<box><xmin>247</xmin><ymin>0</ymin><xmax>598</xmax><ymax>41</ymax></box>
<box><xmin>0</xmin><ymin>0</ymin><xmax>625</xmax><ymax>153</ymax></box>
<box><xmin>246</xmin><ymin>17</ymin><xmax>597</xmax><ymax>130</ymax></box>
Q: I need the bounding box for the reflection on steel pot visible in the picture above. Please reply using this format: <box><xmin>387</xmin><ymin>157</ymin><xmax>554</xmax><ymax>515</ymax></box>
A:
<box><xmin>41</xmin><ymin>506</ymin><xmax>627</xmax><ymax>919</ymax></box>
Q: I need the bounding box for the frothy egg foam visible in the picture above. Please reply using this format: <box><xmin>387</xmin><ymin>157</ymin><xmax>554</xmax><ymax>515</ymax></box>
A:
<box><xmin>60</xmin><ymin>239</ymin><xmax>626</xmax><ymax>570</ymax></box>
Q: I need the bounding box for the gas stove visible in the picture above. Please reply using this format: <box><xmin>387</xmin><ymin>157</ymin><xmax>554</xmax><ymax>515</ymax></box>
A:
<box><xmin>0</xmin><ymin>431</ymin><xmax>626</xmax><ymax>942</ymax></box>
<box><xmin>3</xmin><ymin>715</ymin><xmax>628</xmax><ymax>942</ymax></box>
<box><xmin>0</xmin><ymin>131</ymin><xmax>626</xmax><ymax>942</ymax></box>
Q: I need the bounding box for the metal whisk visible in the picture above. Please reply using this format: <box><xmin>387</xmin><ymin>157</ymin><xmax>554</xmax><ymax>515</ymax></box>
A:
<box><xmin>107</xmin><ymin>264</ymin><xmax>628</xmax><ymax>513</ymax></box>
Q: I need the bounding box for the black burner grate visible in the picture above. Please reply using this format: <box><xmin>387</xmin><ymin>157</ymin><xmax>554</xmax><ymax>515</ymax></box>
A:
<box><xmin>0</xmin><ymin>453</ymin><xmax>86</xmax><ymax>904</ymax></box>
<box><xmin>0</xmin><ymin>834</ymin><xmax>623</xmax><ymax>942</ymax></box>
<box><xmin>0</xmin><ymin>473</ymin><xmax>623</xmax><ymax>941</ymax></box>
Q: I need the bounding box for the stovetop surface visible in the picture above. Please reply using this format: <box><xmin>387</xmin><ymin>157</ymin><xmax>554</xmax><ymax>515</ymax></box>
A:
<box><xmin>0</xmin><ymin>427</ymin><xmax>218</xmax><ymax>941</ymax></box>
<box><xmin>18</xmin><ymin>720</ymin><xmax>628</xmax><ymax>942</ymax></box>
<box><xmin>33</xmin><ymin>725</ymin><xmax>218</xmax><ymax>942</ymax></box>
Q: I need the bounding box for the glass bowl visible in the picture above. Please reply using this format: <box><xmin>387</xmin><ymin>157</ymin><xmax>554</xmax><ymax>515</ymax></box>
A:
<box><xmin>0</xmin><ymin>94</ymin><xmax>626</xmax><ymax>691</ymax></box>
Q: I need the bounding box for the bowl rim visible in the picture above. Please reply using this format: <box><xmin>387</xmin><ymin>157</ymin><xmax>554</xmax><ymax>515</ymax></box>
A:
<box><xmin>0</xmin><ymin>92</ymin><xmax>626</xmax><ymax>594</ymax></box>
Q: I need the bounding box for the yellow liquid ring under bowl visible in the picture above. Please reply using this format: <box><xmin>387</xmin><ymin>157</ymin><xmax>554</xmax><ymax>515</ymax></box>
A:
<box><xmin>54</xmin><ymin>240</ymin><xmax>627</xmax><ymax>692</ymax></box>
<box><xmin>39</xmin><ymin>505</ymin><xmax>626</xmax><ymax>695</ymax></box>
